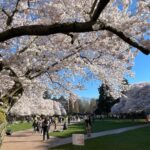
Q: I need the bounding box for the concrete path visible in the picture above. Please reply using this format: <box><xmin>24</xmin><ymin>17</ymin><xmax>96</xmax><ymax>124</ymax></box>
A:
<box><xmin>1</xmin><ymin>124</ymin><xmax>63</xmax><ymax>150</ymax></box>
<box><xmin>48</xmin><ymin>124</ymin><xmax>150</xmax><ymax>148</ymax></box>
<box><xmin>1</xmin><ymin>124</ymin><xmax>150</xmax><ymax>150</ymax></box>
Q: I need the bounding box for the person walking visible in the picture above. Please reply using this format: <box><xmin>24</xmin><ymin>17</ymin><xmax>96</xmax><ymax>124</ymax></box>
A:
<box><xmin>85</xmin><ymin>115</ymin><xmax>92</xmax><ymax>137</ymax></box>
<box><xmin>42</xmin><ymin>118</ymin><xmax>49</xmax><ymax>141</ymax></box>
<box><xmin>32</xmin><ymin>117</ymin><xmax>38</xmax><ymax>133</ymax></box>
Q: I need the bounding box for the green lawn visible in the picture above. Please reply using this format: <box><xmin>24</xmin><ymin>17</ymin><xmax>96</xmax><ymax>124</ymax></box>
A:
<box><xmin>49</xmin><ymin>119</ymin><xmax>145</xmax><ymax>138</ymax></box>
<box><xmin>49</xmin><ymin>123</ymin><xmax>85</xmax><ymax>138</ymax></box>
<box><xmin>51</xmin><ymin>125</ymin><xmax>150</xmax><ymax>150</ymax></box>
<box><xmin>7</xmin><ymin>121</ymin><xmax>32</xmax><ymax>132</ymax></box>
<box><xmin>92</xmin><ymin>119</ymin><xmax>145</xmax><ymax>132</ymax></box>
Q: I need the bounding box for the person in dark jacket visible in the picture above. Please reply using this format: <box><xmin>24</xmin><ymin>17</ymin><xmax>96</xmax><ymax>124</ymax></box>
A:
<box><xmin>32</xmin><ymin>118</ymin><xmax>38</xmax><ymax>133</ymax></box>
<box><xmin>42</xmin><ymin>118</ymin><xmax>49</xmax><ymax>141</ymax></box>
<box><xmin>85</xmin><ymin>115</ymin><xmax>92</xmax><ymax>137</ymax></box>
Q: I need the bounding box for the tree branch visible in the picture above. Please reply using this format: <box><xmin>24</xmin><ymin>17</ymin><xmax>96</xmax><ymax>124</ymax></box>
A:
<box><xmin>1</xmin><ymin>8</ymin><xmax>9</xmax><ymax>17</ymax></box>
<box><xmin>7</xmin><ymin>0</ymin><xmax>21</xmax><ymax>26</ymax></box>
<box><xmin>80</xmin><ymin>54</ymin><xmax>93</xmax><ymax>65</ymax></box>
<box><xmin>90</xmin><ymin>0</ymin><xmax>98</xmax><ymax>17</ymax></box>
<box><xmin>2</xmin><ymin>0</ymin><xmax>21</xmax><ymax>26</ymax></box>
<box><xmin>0</xmin><ymin>20</ymin><xmax>149</xmax><ymax>55</ymax></box>
<box><xmin>48</xmin><ymin>73</ymin><xmax>71</xmax><ymax>93</ymax></box>
<box><xmin>25</xmin><ymin>46</ymin><xmax>82</xmax><ymax>79</ymax></box>
<box><xmin>18</xmin><ymin>36</ymin><xmax>38</xmax><ymax>54</ymax></box>
<box><xmin>104</xmin><ymin>25</ymin><xmax>150</xmax><ymax>55</ymax></box>
<box><xmin>91</xmin><ymin>0</ymin><xmax>110</xmax><ymax>22</ymax></box>
<box><xmin>0</xmin><ymin>21</ymin><xmax>95</xmax><ymax>42</ymax></box>
<box><xmin>1</xmin><ymin>65</ymin><xmax>23</xmax><ymax>111</ymax></box>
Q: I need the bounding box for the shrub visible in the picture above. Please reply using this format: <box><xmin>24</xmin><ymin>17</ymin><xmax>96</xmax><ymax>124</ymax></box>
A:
<box><xmin>0</xmin><ymin>110</ymin><xmax>6</xmax><ymax>124</ymax></box>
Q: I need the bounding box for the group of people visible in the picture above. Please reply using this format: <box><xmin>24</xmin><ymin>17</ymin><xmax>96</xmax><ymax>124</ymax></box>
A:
<box><xmin>32</xmin><ymin>117</ymin><xmax>55</xmax><ymax>141</ymax></box>
<box><xmin>32</xmin><ymin>114</ymin><xmax>93</xmax><ymax>140</ymax></box>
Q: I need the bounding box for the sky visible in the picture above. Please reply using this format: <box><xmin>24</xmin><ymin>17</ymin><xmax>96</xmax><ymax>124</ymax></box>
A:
<box><xmin>75</xmin><ymin>52</ymin><xmax>150</xmax><ymax>99</ymax></box>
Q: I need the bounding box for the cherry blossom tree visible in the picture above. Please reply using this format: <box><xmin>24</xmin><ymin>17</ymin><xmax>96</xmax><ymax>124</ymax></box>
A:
<box><xmin>0</xmin><ymin>0</ymin><xmax>149</xmax><ymax>121</ymax></box>
<box><xmin>10</xmin><ymin>94</ymin><xmax>66</xmax><ymax>116</ymax></box>
<box><xmin>111</xmin><ymin>83</ymin><xmax>150</xmax><ymax>114</ymax></box>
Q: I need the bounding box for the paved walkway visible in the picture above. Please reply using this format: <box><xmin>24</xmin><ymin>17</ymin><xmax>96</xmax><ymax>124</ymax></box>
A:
<box><xmin>1</xmin><ymin>124</ymin><xmax>150</xmax><ymax>150</ymax></box>
<box><xmin>1</xmin><ymin>124</ymin><xmax>64</xmax><ymax>150</ymax></box>
<box><xmin>48</xmin><ymin>124</ymin><xmax>150</xmax><ymax>148</ymax></box>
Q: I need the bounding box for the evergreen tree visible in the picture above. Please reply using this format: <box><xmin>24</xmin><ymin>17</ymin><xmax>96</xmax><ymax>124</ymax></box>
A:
<box><xmin>95</xmin><ymin>83</ymin><xmax>114</xmax><ymax>115</ymax></box>
<box><xmin>95</xmin><ymin>79</ymin><xmax>129</xmax><ymax>115</ymax></box>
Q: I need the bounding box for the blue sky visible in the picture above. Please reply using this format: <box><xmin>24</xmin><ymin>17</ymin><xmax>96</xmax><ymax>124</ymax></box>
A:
<box><xmin>75</xmin><ymin>52</ymin><xmax>150</xmax><ymax>99</ymax></box>
<box><xmin>128</xmin><ymin>52</ymin><xmax>150</xmax><ymax>83</ymax></box>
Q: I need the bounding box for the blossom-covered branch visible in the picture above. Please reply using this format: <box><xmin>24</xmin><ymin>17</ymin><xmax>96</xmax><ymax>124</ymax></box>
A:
<box><xmin>1</xmin><ymin>64</ymin><xmax>23</xmax><ymax>111</ymax></box>
<box><xmin>2</xmin><ymin>0</ymin><xmax>21</xmax><ymax>26</ymax></box>
<box><xmin>0</xmin><ymin>21</ymin><xmax>149</xmax><ymax>55</ymax></box>
<box><xmin>104</xmin><ymin>25</ymin><xmax>150</xmax><ymax>55</ymax></box>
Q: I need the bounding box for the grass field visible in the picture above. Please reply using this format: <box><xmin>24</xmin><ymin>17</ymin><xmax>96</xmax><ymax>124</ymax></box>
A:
<box><xmin>92</xmin><ymin>119</ymin><xmax>145</xmax><ymax>132</ymax></box>
<box><xmin>51</xmin><ymin>125</ymin><xmax>150</xmax><ymax>150</ymax></box>
<box><xmin>49</xmin><ymin>119</ymin><xmax>145</xmax><ymax>138</ymax></box>
<box><xmin>49</xmin><ymin>123</ymin><xmax>85</xmax><ymax>138</ymax></box>
<box><xmin>7</xmin><ymin>121</ymin><xmax>32</xmax><ymax>132</ymax></box>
